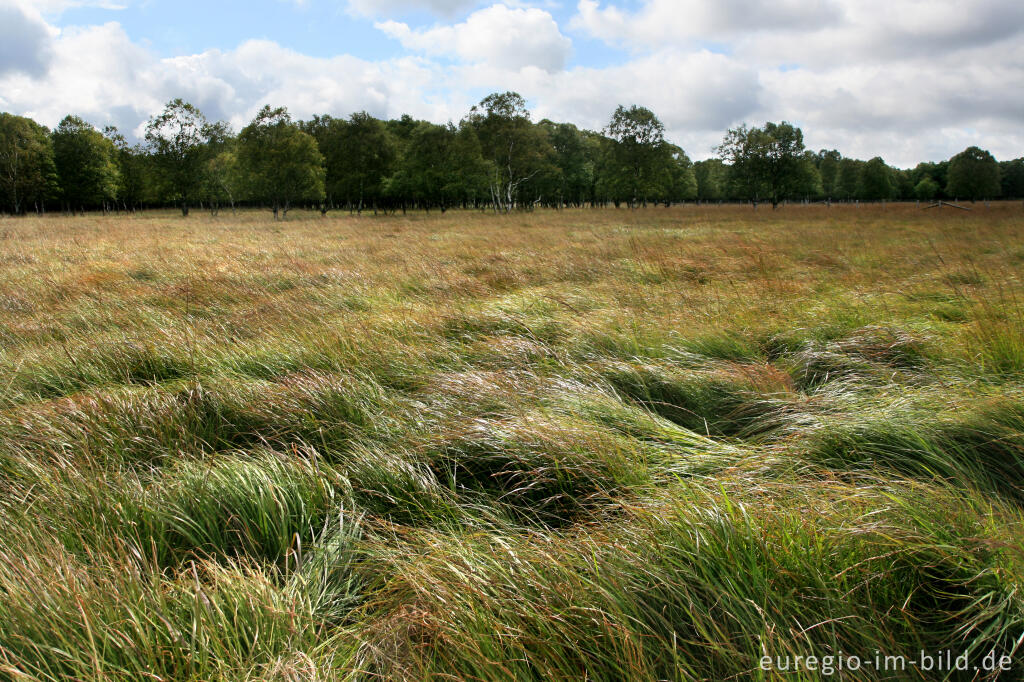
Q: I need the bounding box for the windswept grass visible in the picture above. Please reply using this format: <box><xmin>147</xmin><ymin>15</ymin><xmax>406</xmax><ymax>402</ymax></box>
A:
<box><xmin>1</xmin><ymin>203</ymin><xmax>1023</xmax><ymax>680</ymax></box>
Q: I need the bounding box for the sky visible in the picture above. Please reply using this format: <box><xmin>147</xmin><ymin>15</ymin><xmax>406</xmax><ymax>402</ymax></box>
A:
<box><xmin>0</xmin><ymin>0</ymin><xmax>1022</xmax><ymax>167</ymax></box>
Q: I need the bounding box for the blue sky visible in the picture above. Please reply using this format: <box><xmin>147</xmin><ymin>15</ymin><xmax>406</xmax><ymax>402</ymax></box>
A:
<box><xmin>2</xmin><ymin>0</ymin><xmax>1022</xmax><ymax>165</ymax></box>
<box><xmin>53</xmin><ymin>0</ymin><xmax>626</xmax><ymax>67</ymax></box>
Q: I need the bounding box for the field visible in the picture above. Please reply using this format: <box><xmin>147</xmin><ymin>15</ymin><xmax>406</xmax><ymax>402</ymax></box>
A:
<box><xmin>1</xmin><ymin>204</ymin><xmax>1024</xmax><ymax>680</ymax></box>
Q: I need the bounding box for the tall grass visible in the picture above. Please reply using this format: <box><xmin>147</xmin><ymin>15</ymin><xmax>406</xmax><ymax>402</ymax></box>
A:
<box><xmin>2</xmin><ymin>204</ymin><xmax>1024</xmax><ymax>680</ymax></box>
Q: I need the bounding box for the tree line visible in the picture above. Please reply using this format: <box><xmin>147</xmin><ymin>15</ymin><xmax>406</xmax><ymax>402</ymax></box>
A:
<box><xmin>1</xmin><ymin>92</ymin><xmax>1019</xmax><ymax>217</ymax></box>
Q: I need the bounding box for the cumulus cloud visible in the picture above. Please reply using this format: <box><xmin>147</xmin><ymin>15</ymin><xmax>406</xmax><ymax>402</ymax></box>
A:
<box><xmin>572</xmin><ymin>0</ymin><xmax>1024</xmax><ymax>58</ymax></box>
<box><xmin>0</xmin><ymin>19</ymin><xmax>457</xmax><ymax>139</ymax></box>
<box><xmin>572</xmin><ymin>0</ymin><xmax>842</xmax><ymax>47</ymax></box>
<box><xmin>755</xmin><ymin>44</ymin><xmax>1024</xmax><ymax>162</ymax></box>
<box><xmin>377</xmin><ymin>5</ymin><xmax>571</xmax><ymax>72</ymax></box>
<box><xmin>20</xmin><ymin>0</ymin><xmax>130</xmax><ymax>15</ymax></box>
<box><xmin>428</xmin><ymin>47</ymin><xmax>759</xmax><ymax>160</ymax></box>
<box><xmin>567</xmin><ymin>0</ymin><xmax>1024</xmax><ymax>164</ymax></box>
<box><xmin>0</xmin><ymin>3</ymin><xmax>56</xmax><ymax>78</ymax></box>
<box><xmin>345</xmin><ymin>0</ymin><xmax>478</xmax><ymax>18</ymax></box>
<box><xmin>0</xmin><ymin>0</ymin><xmax>1020</xmax><ymax>168</ymax></box>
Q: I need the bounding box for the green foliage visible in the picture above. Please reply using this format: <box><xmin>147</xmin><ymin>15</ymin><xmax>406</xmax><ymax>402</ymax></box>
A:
<box><xmin>468</xmin><ymin>91</ymin><xmax>556</xmax><ymax>212</ymax></box>
<box><xmin>206</xmin><ymin>145</ymin><xmax>243</xmax><ymax>213</ymax></box>
<box><xmin>306</xmin><ymin>112</ymin><xmax>397</xmax><ymax>212</ymax></box>
<box><xmin>857</xmin><ymin>156</ymin><xmax>895</xmax><ymax>200</ymax></box>
<box><xmin>144</xmin><ymin>99</ymin><xmax>227</xmax><ymax>216</ymax></box>
<box><xmin>603</xmin><ymin>104</ymin><xmax>674</xmax><ymax>206</ymax></box>
<box><xmin>51</xmin><ymin>115</ymin><xmax>119</xmax><ymax>210</ymax></box>
<box><xmin>912</xmin><ymin>160</ymin><xmax>949</xmax><ymax>198</ymax></box>
<box><xmin>538</xmin><ymin>120</ymin><xmax>598</xmax><ymax>206</ymax></box>
<box><xmin>387</xmin><ymin>121</ymin><xmax>487</xmax><ymax>211</ymax></box>
<box><xmin>237</xmin><ymin>105</ymin><xmax>324</xmax><ymax>219</ymax></box>
<box><xmin>1000</xmin><ymin>158</ymin><xmax>1024</xmax><ymax>198</ymax></box>
<box><xmin>892</xmin><ymin>167</ymin><xmax>915</xmax><ymax>199</ymax></box>
<box><xmin>0</xmin><ymin>112</ymin><xmax>58</xmax><ymax>214</ymax></box>
<box><xmin>835</xmin><ymin>157</ymin><xmax>862</xmax><ymax>200</ymax></box>
<box><xmin>947</xmin><ymin>146</ymin><xmax>1002</xmax><ymax>201</ymax></box>
<box><xmin>102</xmin><ymin>126</ymin><xmax>152</xmax><ymax>209</ymax></box>
<box><xmin>694</xmin><ymin>158</ymin><xmax>728</xmax><ymax>201</ymax></box>
<box><xmin>663</xmin><ymin>145</ymin><xmax>698</xmax><ymax>203</ymax></box>
<box><xmin>7</xmin><ymin>101</ymin><xmax>1024</xmax><ymax>212</ymax></box>
<box><xmin>717</xmin><ymin>121</ymin><xmax>817</xmax><ymax>207</ymax></box>
<box><xmin>816</xmin><ymin>148</ymin><xmax>842</xmax><ymax>198</ymax></box>
<box><xmin>915</xmin><ymin>176</ymin><xmax>940</xmax><ymax>200</ymax></box>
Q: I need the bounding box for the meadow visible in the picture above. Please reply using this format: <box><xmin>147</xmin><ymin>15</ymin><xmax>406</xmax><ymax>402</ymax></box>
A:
<box><xmin>1</xmin><ymin>203</ymin><xmax>1023</xmax><ymax>680</ymax></box>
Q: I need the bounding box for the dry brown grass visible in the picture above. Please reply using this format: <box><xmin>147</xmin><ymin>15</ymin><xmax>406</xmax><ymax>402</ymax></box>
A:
<box><xmin>1</xmin><ymin>203</ymin><xmax>1023</xmax><ymax>680</ymax></box>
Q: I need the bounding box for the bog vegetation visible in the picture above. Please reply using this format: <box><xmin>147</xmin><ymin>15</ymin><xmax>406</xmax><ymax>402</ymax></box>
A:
<box><xmin>1</xmin><ymin>203</ymin><xmax>1023</xmax><ymax>680</ymax></box>
<box><xmin>1</xmin><ymin>92</ymin><xmax>1020</xmax><ymax>218</ymax></box>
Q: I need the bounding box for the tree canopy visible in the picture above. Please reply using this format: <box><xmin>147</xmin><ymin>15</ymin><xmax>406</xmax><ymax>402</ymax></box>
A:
<box><xmin>947</xmin><ymin>146</ymin><xmax>1001</xmax><ymax>201</ymax></box>
<box><xmin>0</xmin><ymin>113</ymin><xmax>58</xmax><ymax>214</ymax></box>
<box><xmin>145</xmin><ymin>99</ymin><xmax>227</xmax><ymax>216</ymax></box>
<box><xmin>237</xmin><ymin>105</ymin><xmax>324</xmax><ymax>219</ymax></box>
<box><xmin>1</xmin><ymin>96</ymin><xmax>1019</xmax><ymax>216</ymax></box>
<box><xmin>716</xmin><ymin>122</ymin><xmax>819</xmax><ymax>208</ymax></box>
<box><xmin>52</xmin><ymin>115</ymin><xmax>119</xmax><ymax>212</ymax></box>
<box><xmin>388</xmin><ymin>121</ymin><xmax>487</xmax><ymax>212</ymax></box>
<box><xmin>1001</xmin><ymin>158</ymin><xmax>1024</xmax><ymax>199</ymax></box>
<box><xmin>857</xmin><ymin>157</ymin><xmax>895</xmax><ymax>201</ymax></box>
<box><xmin>603</xmin><ymin>105</ymin><xmax>674</xmax><ymax>208</ymax></box>
<box><xmin>468</xmin><ymin>92</ymin><xmax>555</xmax><ymax>213</ymax></box>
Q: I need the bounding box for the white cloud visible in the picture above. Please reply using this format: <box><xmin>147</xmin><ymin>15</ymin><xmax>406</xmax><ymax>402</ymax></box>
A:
<box><xmin>345</xmin><ymin>0</ymin><xmax>478</xmax><ymax>18</ymax></box>
<box><xmin>0</xmin><ymin>3</ymin><xmax>56</xmax><ymax>77</ymax></box>
<box><xmin>0</xmin><ymin>20</ymin><xmax>458</xmax><ymax>139</ymax></box>
<box><xmin>436</xmin><ymin>47</ymin><xmax>760</xmax><ymax>159</ymax></box>
<box><xmin>571</xmin><ymin>0</ymin><xmax>841</xmax><ymax>49</ymax></box>
<box><xmin>377</xmin><ymin>5</ymin><xmax>571</xmax><ymax>72</ymax></box>
<box><xmin>755</xmin><ymin>44</ymin><xmax>1024</xmax><ymax>163</ymax></box>
<box><xmin>458</xmin><ymin>49</ymin><xmax>758</xmax><ymax>126</ymax></box>
<box><xmin>572</xmin><ymin>0</ymin><xmax>1024</xmax><ymax>58</ymax></box>
<box><xmin>15</xmin><ymin>0</ymin><xmax>130</xmax><ymax>15</ymax></box>
<box><xmin>567</xmin><ymin>0</ymin><xmax>1024</xmax><ymax>164</ymax></box>
<box><xmin>0</xmin><ymin>0</ymin><xmax>1020</xmax><ymax>168</ymax></box>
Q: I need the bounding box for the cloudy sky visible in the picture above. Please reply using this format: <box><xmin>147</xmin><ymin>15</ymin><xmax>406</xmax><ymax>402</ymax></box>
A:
<box><xmin>1</xmin><ymin>0</ymin><xmax>1021</xmax><ymax>166</ymax></box>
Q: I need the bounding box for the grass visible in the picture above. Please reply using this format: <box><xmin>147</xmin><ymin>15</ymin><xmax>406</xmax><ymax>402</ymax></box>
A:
<box><xmin>1</xmin><ymin>203</ymin><xmax>1024</xmax><ymax>680</ymax></box>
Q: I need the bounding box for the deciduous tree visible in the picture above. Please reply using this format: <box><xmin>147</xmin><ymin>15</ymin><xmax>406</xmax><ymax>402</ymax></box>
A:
<box><xmin>1000</xmin><ymin>158</ymin><xmax>1024</xmax><ymax>199</ymax></box>
<box><xmin>103</xmin><ymin>126</ymin><xmax>150</xmax><ymax>211</ymax></box>
<box><xmin>694</xmin><ymin>159</ymin><xmax>727</xmax><ymax>202</ymax></box>
<box><xmin>0</xmin><ymin>112</ymin><xmax>58</xmax><ymax>214</ymax></box>
<box><xmin>835</xmin><ymin>158</ymin><xmax>862</xmax><ymax>201</ymax></box>
<box><xmin>663</xmin><ymin>144</ymin><xmax>698</xmax><ymax>205</ymax></box>
<box><xmin>387</xmin><ymin>121</ymin><xmax>487</xmax><ymax>212</ymax></box>
<box><xmin>52</xmin><ymin>115</ymin><xmax>119</xmax><ymax>213</ymax></box>
<box><xmin>857</xmin><ymin>157</ymin><xmax>894</xmax><ymax>201</ymax></box>
<box><xmin>237</xmin><ymin>105</ymin><xmax>324</xmax><ymax>220</ymax></box>
<box><xmin>337</xmin><ymin>112</ymin><xmax>397</xmax><ymax>213</ymax></box>
<box><xmin>816</xmin><ymin>149</ymin><xmax>842</xmax><ymax>199</ymax></box>
<box><xmin>717</xmin><ymin>121</ymin><xmax>815</xmax><ymax>208</ymax></box>
<box><xmin>603</xmin><ymin>105</ymin><xmax>673</xmax><ymax>208</ymax></box>
<box><xmin>145</xmin><ymin>99</ymin><xmax>226</xmax><ymax>216</ymax></box>
<box><xmin>538</xmin><ymin>120</ymin><xmax>596</xmax><ymax>208</ymax></box>
<box><xmin>947</xmin><ymin>146</ymin><xmax>1001</xmax><ymax>201</ymax></box>
<box><xmin>468</xmin><ymin>92</ymin><xmax>554</xmax><ymax>212</ymax></box>
<box><xmin>207</xmin><ymin>146</ymin><xmax>243</xmax><ymax>215</ymax></box>
<box><xmin>914</xmin><ymin>177</ymin><xmax>940</xmax><ymax>201</ymax></box>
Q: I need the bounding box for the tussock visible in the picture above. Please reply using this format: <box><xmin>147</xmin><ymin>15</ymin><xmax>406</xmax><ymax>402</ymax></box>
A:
<box><xmin>2</xmin><ymin>204</ymin><xmax>1024</xmax><ymax>680</ymax></box>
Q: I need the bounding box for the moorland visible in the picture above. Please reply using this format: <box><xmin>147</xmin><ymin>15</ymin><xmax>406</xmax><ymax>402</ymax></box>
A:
<box><xmin>1</xmin><ymin>204</ymin><xmax>1023</xmax><ymax>680</ymax></box>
